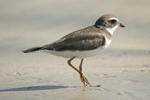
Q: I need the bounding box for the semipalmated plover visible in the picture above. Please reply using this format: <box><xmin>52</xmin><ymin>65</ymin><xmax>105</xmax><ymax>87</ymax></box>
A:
<box><xmin>23</xmin><ymin>14</ymin><xmax>125</xmax><ymax>87</ymax></box>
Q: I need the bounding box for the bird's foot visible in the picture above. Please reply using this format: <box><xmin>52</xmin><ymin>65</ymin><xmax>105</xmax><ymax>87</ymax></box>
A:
<box><xmin>80</xmin><ymin>74</ymin><xmax>101</xmax><ymax>87</ymax></box>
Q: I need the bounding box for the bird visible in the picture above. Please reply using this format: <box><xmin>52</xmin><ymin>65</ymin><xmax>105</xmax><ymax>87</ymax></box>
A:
<box><xmin>22</xmin><ymin>14</ymin><xmax>125</xmax><ymax>87</ymax></box>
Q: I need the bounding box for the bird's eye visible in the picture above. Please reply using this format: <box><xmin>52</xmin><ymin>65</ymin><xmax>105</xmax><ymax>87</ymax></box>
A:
<box><xmin>108</xmin><ymin>19</ymin><xmax>116</xmax><ymax>23</ymax></box>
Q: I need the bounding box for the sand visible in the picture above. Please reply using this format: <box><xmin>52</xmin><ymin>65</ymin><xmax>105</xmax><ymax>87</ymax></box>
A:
<box><xmin>0</xmin><ymin>0</ymin><xmax>150</xmax><ymax>100</ymax></box>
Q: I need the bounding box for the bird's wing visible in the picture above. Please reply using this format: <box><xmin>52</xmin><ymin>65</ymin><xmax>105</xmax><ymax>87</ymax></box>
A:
<box><xmin>40</xmin><ymin>26</ymin><xmax>105</xmax><ymax>51</ymax></box>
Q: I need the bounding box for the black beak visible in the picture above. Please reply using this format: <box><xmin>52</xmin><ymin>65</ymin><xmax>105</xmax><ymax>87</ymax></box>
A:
<box><xmin>118</xmin><ymin>23</ymin><xmax>125</xmax><ymax>28</ymax></box>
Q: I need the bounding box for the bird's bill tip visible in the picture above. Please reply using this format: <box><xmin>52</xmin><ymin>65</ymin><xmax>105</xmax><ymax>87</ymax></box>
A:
<box><xmin>118</xmin><ymin>23</ymin><xmax>125</xmax><ymax>28</ymax></box>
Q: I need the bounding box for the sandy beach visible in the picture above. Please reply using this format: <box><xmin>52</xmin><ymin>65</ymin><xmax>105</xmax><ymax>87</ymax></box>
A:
<box><xmin>0</xmin><ymin>0</ymin><xmax>150</xmax><ymax>100</ymax></box>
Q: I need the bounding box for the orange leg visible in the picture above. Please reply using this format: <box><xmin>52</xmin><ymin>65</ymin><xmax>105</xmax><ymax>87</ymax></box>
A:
<box><xmin>67</xmin><ymin>57</ymin><xmax>92</xmax><ymax>86</ymax></box>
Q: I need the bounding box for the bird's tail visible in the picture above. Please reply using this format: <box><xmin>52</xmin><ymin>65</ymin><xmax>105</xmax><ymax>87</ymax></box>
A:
<box><xmin>22</xmin><ymin>47</ymin><xmax>41</xmax><ymax>53</ymax></box>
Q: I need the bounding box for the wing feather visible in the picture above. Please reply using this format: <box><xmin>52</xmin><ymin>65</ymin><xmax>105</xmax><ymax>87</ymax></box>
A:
<box><xmin>41</xmin><ymin>26</ymin><xmax>105</xmax><ymax>51</ymax></box>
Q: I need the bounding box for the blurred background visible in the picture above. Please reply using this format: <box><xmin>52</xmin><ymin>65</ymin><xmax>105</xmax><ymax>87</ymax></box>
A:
<box><xmin>0</xmin><ymin>0</ymin><xmax>150</xmax><ymax>52</ymax></box>
<box><xmin>0</xmin><ymin>1</ymin><xmax>150</xmax><ymax>99</ymax></box>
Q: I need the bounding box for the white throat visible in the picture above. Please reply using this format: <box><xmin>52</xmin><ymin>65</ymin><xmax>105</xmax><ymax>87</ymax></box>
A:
<box><xmin>96</xmin><ymin>25</ymin><xmax>118</xmax><ymax>35</ymax></box>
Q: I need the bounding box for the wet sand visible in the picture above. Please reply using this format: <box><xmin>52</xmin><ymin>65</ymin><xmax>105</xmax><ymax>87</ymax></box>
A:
<box><xmin>0</xmin><ymin>0</ymin><xmax>150</xmax><ymax>100</ymax></box>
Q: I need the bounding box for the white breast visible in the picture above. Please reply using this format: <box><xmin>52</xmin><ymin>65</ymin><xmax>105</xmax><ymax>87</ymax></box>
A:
<box><xmin>102</xmin><ymin>37</ymin><xmax>112</xmax><ymax>49</ymax></box>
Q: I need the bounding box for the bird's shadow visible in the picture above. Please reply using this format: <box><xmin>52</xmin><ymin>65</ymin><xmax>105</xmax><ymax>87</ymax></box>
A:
<box><xmin>0</xmin><ymin>85</ymin><xmax>79</xmax><ymax>92</ymax></box>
